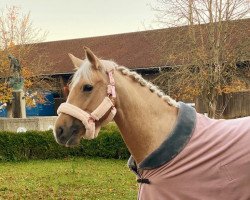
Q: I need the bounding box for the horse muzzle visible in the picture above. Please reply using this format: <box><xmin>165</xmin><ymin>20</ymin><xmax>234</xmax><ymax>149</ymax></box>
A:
<box><xmin>54</xmin><ymin>115</ymin><xmax>86</xmax><ymax>147</ymax></box>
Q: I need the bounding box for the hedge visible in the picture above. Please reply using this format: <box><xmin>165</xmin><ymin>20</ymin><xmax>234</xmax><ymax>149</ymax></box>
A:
<box><xmin>0</xmin><ymin>123</ymin><xmax>130</xmax><ymax>161</ymax></box>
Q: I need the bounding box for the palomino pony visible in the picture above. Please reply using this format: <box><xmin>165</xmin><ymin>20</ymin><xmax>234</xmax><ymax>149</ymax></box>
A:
<box><xmin>54</xmin><ymin>47</ymin><xmax>250</xmax><ymax>200</ymax></box>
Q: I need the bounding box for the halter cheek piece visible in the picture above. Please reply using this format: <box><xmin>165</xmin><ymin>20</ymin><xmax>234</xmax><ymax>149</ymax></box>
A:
<box><xmin>57</xmin><ymin>70</ymin><xmax>117</xmax><ymax>139</ymax></box>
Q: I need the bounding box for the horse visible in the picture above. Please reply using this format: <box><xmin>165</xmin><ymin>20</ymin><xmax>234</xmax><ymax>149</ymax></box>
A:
<box><xmin>54</xmin><ymin>47</ymin><xmax>250</xmax><ymax>200</ymax></box>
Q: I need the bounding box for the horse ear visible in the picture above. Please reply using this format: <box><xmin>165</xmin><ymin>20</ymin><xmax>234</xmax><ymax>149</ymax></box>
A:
<box><xmin>68</xmin><ymin>53</ymin><xmax>83</xmax><ymax>69</ymax></box>
<box><xmin>83</xmin><ymin>46</ymin><xmax>101</xmax><ymax>70</ymax></box>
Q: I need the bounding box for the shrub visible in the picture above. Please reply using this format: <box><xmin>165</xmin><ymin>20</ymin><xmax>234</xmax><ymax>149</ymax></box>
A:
<box><xmin>0</xmin><ymin>124</ymin><xmax>130</xmax><ymax>161</ymax></box>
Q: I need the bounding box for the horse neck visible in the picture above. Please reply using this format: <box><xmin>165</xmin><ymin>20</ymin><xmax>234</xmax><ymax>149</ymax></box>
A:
<box><xmin>113</xmin><ymin>70</ymin><xmax>178</xmax><ymax>164</ymax></box>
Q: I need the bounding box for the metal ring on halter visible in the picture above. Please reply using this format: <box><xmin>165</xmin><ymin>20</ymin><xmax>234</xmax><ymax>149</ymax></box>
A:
<box><xmin>88</xmin><ymin>116</ymin><xmax>95</xmax><ymax>123</ymax></box>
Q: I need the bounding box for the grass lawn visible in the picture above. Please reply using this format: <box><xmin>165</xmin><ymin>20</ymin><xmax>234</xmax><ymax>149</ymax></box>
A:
<box><xmin>0</xmin><ymin>158</ymin><xmax>137</xmax><ymax>200</ymax></box>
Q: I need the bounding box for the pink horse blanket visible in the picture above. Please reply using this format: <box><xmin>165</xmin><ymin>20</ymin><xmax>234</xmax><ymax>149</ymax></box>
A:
<box><xmin>128</xmin><ymin>103</ymin><xmax>250</xmax><ymax>200</ymax></box>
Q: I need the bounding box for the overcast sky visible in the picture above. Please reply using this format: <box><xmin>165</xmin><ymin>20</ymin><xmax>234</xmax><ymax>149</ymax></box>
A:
<box><xmin>0</xmin><ymin>0</ymin><xmax>156</xmax><ymax>42</ymax></box>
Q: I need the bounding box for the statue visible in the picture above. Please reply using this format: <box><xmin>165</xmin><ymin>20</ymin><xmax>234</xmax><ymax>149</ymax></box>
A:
<box><xmin>8</xmin><ymin>54</ymin><xmax>21</xmax><ymax>78</ymax></box>
<box><xmin>7</xmin><ymin>54</ymin><xmax>26</xmax><ymax>118</ymax></box>
<box><xmin>8</xmin><ymin>54</ymin><xmax>24</xmax><ymax>91</ymax></box>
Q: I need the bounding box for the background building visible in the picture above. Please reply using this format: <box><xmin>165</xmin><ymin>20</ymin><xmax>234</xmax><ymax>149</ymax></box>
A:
<box><xmin>1</xmin><ymin>19</ymin><xmax>249</xmax><ymax>118</ymax></box>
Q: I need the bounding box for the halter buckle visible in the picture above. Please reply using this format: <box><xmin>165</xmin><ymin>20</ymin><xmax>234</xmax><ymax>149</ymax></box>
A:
<box><xmin>107</xmin><ymin>85</ymin><xmax>116</xmax><ymax>98</ymax></box>
<box><xmin>88</xmin><ymin>116</ymin><xmax>95</xmax><ymax>123</ymax></box>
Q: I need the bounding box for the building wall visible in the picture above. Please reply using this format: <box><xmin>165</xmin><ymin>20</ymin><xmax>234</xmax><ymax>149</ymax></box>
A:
<box><xmin>196</xmin><ymin>91</ymin><xmax>250</xmax><ymax>118</ymax></box>
<box><xmin>0</xmin><ymin>116</ymin><xmax>57</xmax><ymax>132</ymax></box>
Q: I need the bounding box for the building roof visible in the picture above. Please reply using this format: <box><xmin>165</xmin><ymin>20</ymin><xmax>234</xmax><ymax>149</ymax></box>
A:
<box><xmin>35</xmin><ymin>18</ymin><xmax>249</xmax><ymax>75</ymax></box>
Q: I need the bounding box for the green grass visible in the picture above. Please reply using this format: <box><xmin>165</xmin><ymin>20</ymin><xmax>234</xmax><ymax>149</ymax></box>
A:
<box><xmin>0</xmin><ymin>158</ymin><xmax>137</xmax><ymax>200</ymax></box>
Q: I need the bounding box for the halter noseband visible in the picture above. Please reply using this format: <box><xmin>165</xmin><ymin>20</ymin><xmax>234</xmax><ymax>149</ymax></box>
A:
<box><xmin>57</xmin><ymin>70</ymin><xmax>117</xmax><ymax>139</ymax></box>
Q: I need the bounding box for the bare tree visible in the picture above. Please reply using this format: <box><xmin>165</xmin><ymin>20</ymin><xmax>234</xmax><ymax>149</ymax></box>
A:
<box><xmin>152</xmin><ymin>0</ymin><xmax>250</xmax><ymax>118</ymax></box>
<box><xmin>0</xmin><ymin>6</ymin><xmax>56</xmax><ymax>117</ymax></box>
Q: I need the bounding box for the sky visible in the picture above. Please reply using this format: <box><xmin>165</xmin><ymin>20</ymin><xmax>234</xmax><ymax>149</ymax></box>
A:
<box><xmin>0</xmin><ymin>0</ymin><xmax>156</xmax><ymax>42</ymax></box>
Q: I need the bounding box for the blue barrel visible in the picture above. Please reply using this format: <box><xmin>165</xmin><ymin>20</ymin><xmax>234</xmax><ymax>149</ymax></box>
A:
<box><xmin>1</xmin><ymin>92</ymin><xmax>55</xmax><ymax>117</ymax></box>
<box><xmin>37</xmin><ymin>92</ymin><xmax>55</xmax><ymax>116</ymax></box>
<box><xmin>26</xmin><ymin>106</ymin><xmax>39</xmax><ymax>116</ymax></box>
<box><xmin>0</xmin><ymin>108</ymin><xmax>7</xmax><ymax>117</ymax></box>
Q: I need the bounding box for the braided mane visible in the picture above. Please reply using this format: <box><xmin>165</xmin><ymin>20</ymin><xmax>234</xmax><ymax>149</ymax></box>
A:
<box><xmin>116</xmin><ymin>66</ymin><xmax>178</xmax><ymax>107</ymax></box>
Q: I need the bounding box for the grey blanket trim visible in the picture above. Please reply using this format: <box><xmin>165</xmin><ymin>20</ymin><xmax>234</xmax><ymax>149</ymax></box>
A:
<box><xmin>128</xmin><ymin>102</ymin><xmax>196</xmax><ymax>172</ymax></box>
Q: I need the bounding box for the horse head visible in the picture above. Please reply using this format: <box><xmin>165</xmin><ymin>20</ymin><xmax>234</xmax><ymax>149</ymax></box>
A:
<box><xmin>54</xmin><ymin>47</ymin><xmax>117</xmax><ymax>147</ymax></box>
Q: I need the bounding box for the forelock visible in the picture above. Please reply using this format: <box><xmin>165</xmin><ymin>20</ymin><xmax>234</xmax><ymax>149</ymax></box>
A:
<box><xmin>69</xmin><ymin>59</ymin><xmax>118</xmax><ymax>88</ymax></box>
<box><xmin>69</xmin><ymin>59</ymin><xmax>92</xmax><ymax>88</ymax></box>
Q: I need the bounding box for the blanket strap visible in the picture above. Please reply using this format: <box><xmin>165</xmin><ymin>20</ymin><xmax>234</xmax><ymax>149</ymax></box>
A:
<box><xmin>137</xmin><ymin>178</ymin><xmax>150</xmax><ymax>184</ymax></box>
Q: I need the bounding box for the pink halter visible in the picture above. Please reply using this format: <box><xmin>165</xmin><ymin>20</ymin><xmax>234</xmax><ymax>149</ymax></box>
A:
<box><xmin>57</xmin><ymin>70</ymin><xmax>117</xmax><ymax>139</ymax></box>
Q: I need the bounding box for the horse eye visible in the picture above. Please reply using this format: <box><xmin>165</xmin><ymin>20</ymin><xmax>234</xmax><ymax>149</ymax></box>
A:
<box><xmin>83</xmin><ymin>84</ymin><xmax>93</xmax><ymax>92</ymax></box>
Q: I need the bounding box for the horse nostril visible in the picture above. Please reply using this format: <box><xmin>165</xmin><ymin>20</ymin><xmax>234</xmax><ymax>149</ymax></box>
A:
<box><xmin>57</xmin><ymin>126</ymin><xmax>64</xmax><ymax>137</ymax></box>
